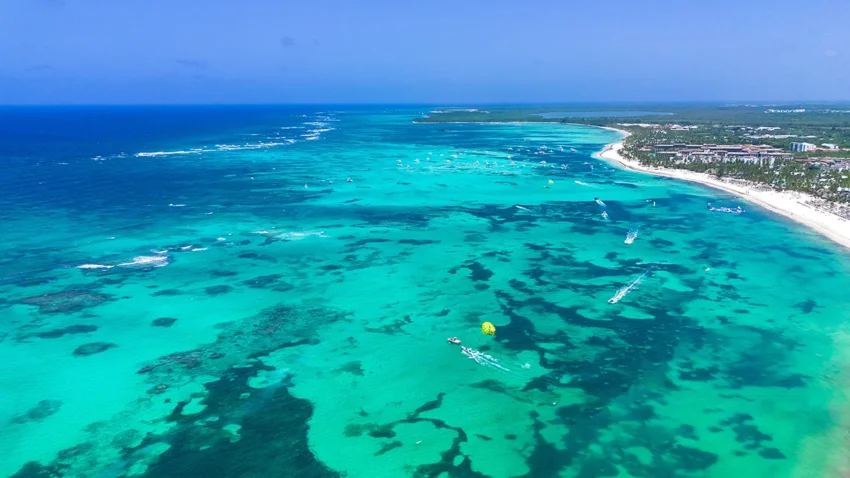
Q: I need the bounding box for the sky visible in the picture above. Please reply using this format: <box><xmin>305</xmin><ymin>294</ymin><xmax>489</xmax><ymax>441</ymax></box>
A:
<box><xmin>0</xmin><ymin>0</ymin><xmax>849</xmax><ymax>104</ymax></box>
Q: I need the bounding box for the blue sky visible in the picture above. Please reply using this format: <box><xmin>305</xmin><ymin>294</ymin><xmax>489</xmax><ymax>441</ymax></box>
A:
<box><xmin>1</xmin><ymin>0</ymin><xmax>848</xmax><ymax>104</ymax></box>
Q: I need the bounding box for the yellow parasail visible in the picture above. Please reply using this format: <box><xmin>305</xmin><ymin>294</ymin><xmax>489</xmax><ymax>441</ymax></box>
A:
<box><xmin>481</xmin><ymin>322</ymin><xmax>496</xmax><ymax>336</ymax></box>
<box><xmin>548</xmin><ymin>179</ymin><xmax>554</xmax><ymax>185</ymax></box>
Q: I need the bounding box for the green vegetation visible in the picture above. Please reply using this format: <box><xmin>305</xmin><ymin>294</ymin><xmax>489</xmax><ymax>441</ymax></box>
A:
<box><xmin>418</xmin><ymin>104</ymin><xmax>850</xmax><ymax>202</ymax></box>
<box><xmin>620</xmin><ymin>127</ymin><xmax>850</xmax><ymax>202</ymax></box>
<box><xmin>418</xmin><ymin>103</ymin><xmax>850</xmax><ymax>130</ymax></box>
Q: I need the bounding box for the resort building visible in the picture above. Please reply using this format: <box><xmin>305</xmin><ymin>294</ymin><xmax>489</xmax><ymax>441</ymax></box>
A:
<box><xmin>791</xmin><ymin>142</ymin><xmax>817</xmax><ymax>152</ymax></box>
<box><xmin>651</xmin><ymin>143</ymin><xmax>792</xmax><ymax>167</ymax></box>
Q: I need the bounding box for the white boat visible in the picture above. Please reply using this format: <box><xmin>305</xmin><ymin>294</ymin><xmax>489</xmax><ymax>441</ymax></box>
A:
<box><xmin>448</xmin><ymin>337</ymin><xmax>461</xmax><ymax>345</ymax></box>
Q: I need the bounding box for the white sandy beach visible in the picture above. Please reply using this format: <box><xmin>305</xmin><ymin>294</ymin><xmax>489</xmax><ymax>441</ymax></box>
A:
<box><xmin>595</xmin><ymin>131</ymin><xmax>850</xmax><ymax>251</ymax></box>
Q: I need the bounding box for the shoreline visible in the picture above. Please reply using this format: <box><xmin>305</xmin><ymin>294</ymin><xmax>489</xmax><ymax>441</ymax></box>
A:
<box><xmin>595</xmin><ymin>133</ymin><xmax>850</xmax><ymax>251</ymax></box>
<box><xmin>413</xmin><ymin>118</ymin><xmax>850</xmax><ymax>251</ymax></box>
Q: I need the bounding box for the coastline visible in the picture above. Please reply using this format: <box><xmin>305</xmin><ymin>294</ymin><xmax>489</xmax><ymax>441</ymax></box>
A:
<box><xmin>415</xmin><ymin>118</ymin><xmax>850</xmax><ymax>251</ymax></box>
<box><xmin>595</xmin><ymin>132</ymin><xmax>850</xmax><ymax>251</ymax></box>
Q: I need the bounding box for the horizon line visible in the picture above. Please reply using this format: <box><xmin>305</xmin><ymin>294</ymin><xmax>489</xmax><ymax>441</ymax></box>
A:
<box><xmin>3</xmin><ymin>100</ymin><xmax>850</xmax><ymax>108</ymax></box>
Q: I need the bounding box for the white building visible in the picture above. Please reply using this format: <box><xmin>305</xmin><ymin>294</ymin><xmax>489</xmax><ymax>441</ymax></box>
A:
<box><xmin>791</xmin><ymin>142</ymin><xmax>817</xmax><ymax>152</ymax></box>
<box><xmin>822</xmin><ymin>143</ymin><xmax>839</xmax><ymax>150</ymax></box>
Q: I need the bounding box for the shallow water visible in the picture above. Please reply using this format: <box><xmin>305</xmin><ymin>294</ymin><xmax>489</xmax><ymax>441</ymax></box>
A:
<box><xmin>2</xmin><ymin>106</ymin><xmax>849</xmax><ymax>477</ymax></box>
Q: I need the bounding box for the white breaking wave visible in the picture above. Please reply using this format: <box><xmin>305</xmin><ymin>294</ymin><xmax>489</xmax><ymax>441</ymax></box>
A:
<box><xmin>279</xmin><ymin>230</ymin><xmax>327</xmax><ymax>240</ymax></box>
<box><xmin>90</xmin><ymin>153</ymin><xmax>128</xmax><ymax>162</ymax></box>
<box><xmin>118</xmin><ymin>255</ymin><xmax>170</xmax><ymax>268</ymax></box>
<box><xmin>80</xmin><ymin>253</ymin><xmax>171</xmax><ymax>270</ymax></box>
<box><xmin>135</xmin><ymin>149</ymin><xmax>205</xmax><ymax>158</ymax></box>
<box><xmin>252</xmin><ymin>230</ymin><xmax>327</xmax><ymax>240</ymax></box>
<box><xmin>214</xmin><ymin>140</ymin><xmax>295</xmax><ymax>151</ymax></box>
<box><xmin>135</xmin><ymin>140</ymin><xmax>295</xmax><ymax>158</ymax></box>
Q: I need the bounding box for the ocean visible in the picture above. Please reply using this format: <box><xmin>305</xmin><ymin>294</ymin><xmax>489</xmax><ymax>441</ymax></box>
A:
<box><xmin>1</xmin><ymin>105</ymin><xmax>849</xmax><ymax>477</ymax></box>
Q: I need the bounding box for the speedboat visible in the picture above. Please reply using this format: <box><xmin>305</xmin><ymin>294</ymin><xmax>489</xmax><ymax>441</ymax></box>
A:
<box><xmin>448</xmin><ymin>337</ymin><xmax>461</xmax><ymax>345</ymax></box>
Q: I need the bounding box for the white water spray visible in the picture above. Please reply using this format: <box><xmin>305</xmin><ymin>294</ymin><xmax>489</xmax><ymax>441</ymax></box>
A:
<box><xmin>625</xmin><ymin>226</ymin><xmax>639</xmax><ymax>244</ymax></box>
<box><xmin>608</xmin><ymin>266</ymin><xmax>656</xmax><ymax>304</ymax></box>
<box><xmin>461</xmin><ymin>347</ymin><xmax>510</xmax><ymax>372</ymax></box>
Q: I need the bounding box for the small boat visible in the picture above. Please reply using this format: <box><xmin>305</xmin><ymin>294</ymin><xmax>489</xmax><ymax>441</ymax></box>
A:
<box><xmin>448</xmin><ymin>337</ymin><xmax>461</xmax><ymax>345</ymax></box>
<box><xmin>708</xmin><ymin>203</ymin><xmax>745</xmax><ymax>214</ymax></box>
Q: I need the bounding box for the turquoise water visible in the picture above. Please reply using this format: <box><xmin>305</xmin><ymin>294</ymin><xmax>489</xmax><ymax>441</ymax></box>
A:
<box><xmin>2</xmin><ymin>107</ymin><xmax>850</xmax><ymax>477</ymax></box>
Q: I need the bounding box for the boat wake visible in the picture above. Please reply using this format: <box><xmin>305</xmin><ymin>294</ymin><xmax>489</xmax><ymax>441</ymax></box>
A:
<box><xmin>461</xmin><ymin>347</ymin><xmax>510</xmax><ymax>372</ymax></box>
<box><xmin>625</xmin><ymin>227</ymin><xmax>639</xmax><ymax>244</ymax></box>
<box><xmin>608</xmin><ymin>266</ymin><xmax>656</xmax><ymax>304</ymax></box>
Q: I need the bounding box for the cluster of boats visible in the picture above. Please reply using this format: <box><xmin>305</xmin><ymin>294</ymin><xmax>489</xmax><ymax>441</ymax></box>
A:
<box><xmin>707</xmin><ymin>203</ymin><xmax>744</xmax><ymax>214</ymax></box>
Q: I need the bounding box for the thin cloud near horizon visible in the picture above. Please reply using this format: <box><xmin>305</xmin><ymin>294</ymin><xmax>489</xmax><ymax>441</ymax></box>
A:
<box><xmin>175</xmin><ymin>59</ymin><xmax>211</xmax><ymax>69</ymax></box>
